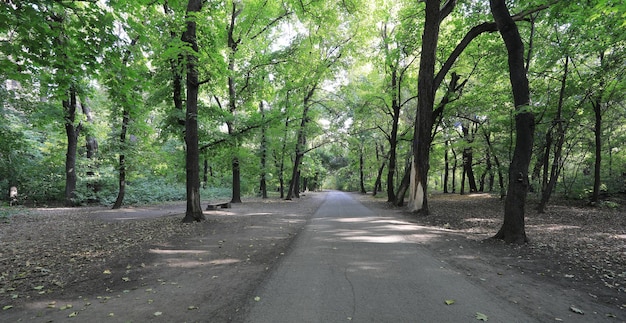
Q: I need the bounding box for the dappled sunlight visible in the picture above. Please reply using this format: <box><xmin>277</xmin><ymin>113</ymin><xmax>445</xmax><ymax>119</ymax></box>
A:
<box><xmin>164</xmin><ymin>258</ymin><xmax>212</xmax><ymax>268</ymax></box>
<box><xmin>615</xmin><ymin>234</ymin><xmax>626</xmax><ymax>240</ymax></box>
<box><xmin>527</xmin><ymin>224</ymin><xmax>581</xmax><ymax>232</ymax></box>
<box><xmin>344</xmin><ymin>234</ymin><xmax>408</xmax><ymax>244</ymax></box>
<box><xmin>315</xmin><ymin>215</ymin><xmax>451</xmax><ymax>245</ymax></box>
<box><xmin>209</xmin><ymin>258</ymin><xmax>241</xmax><ymax>265</ymax></box>
<box><xmin>149</xmin><ymin>248</ymin><xmax>209</xmax><ymax>255</ymax></box>
<box><xmin>463</xmin><ymin>218</ymin><xmax>499</xmax><ymax>224</ymax></box>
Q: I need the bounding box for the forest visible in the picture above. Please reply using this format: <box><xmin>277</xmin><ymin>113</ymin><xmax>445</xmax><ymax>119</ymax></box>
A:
<box><xmin>1</xmin><ymin>1</ymin><xmax>625</xmax><ymax>241</ymax></box>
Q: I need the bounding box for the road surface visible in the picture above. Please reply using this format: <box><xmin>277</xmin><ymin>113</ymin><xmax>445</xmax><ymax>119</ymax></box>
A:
<box><xmin>245</xmin><ymin>191</ymin><xmax>538</xmax><ymax>322</ymax></box>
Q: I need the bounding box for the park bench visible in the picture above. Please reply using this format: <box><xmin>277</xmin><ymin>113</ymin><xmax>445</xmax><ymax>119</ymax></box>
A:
<box><xmin>206</xmin><ymin>202</ymin><xmax>231</xmax><ymax>210</ymax></box>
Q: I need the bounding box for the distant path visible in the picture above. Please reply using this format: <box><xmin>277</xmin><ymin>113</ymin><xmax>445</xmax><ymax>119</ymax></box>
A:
<box><xmin>245</xmin><ymin>191</ymin><xmax>536</xmax><ymax>322</ymax></box>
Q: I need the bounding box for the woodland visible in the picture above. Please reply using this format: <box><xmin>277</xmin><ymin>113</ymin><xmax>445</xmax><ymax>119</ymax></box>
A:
<box><xmin>1</xmin><ymin>0</ymin><xmax>626</xmax><ymax>243</ymax></box>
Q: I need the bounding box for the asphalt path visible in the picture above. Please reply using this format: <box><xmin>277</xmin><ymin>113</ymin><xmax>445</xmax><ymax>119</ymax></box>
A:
<box><xmin>244</xmin><ymin>191</ymin><xmax>537</xmax><ymax>322</ymax></box>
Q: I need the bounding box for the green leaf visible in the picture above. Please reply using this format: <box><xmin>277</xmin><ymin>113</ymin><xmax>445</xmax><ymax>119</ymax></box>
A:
<box><xmin>445</xmin><ymin>299</ymin><xmax>455</xmax><ymax>305</ymax></box>
<box><xmin>475</xmin><ymin>312</ymin><xmax>488</xmax><ymax>321</ymax></box>
<box><xmin>3</xmin><ymin>305</ymin><xmax>13</xmax><ymax>310</ymax></box>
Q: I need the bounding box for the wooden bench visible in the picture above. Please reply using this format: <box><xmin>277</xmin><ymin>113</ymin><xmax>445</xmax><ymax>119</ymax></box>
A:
<box><xmin>206</xmin><ymin>202</ymin><xmax>231</xmax><ymax>210</ymax></box>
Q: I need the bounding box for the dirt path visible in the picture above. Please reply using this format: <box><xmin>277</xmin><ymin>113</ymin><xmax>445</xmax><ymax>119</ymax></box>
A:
<box><xmin>1</xmin><ymin>194</ymin><xmax>325</xmax><ymax>322</ymax></box>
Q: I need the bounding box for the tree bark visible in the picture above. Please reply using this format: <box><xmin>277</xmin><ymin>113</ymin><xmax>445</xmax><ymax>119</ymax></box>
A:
<box><xmin>181</xmin><ymin>0</ymin><xmax>205</xmax><ymax>223</ymax></box>
<box><xmin>590</xmin><ymin>52</ymin><xmax>605</xmax><ymax>205</ymax></box>
<box><xmin>112</xmin><ymin>106</ymin><xmax>129</xmax><ymax>209</ymax></box>
<box><xmin>491</xmin><ymin>0</ymin><xmax>534</xmax><ymax>244</ymax></box>
<box><xmin>408</xmin><ymin>0</ymin><xmax>442</xmax><ymax>214</ymax></box>
<box><xmin>359</xmin><ymin>147</ymin><xmax>367</xmax><ymax>194</ymax></box>
<box><xmin>286</xmin><ymin>85</ymin><xmax>316</xmax><ymax>200</ymax></box>
<box><xmin>64</xmin><ymin>86</ymin><xmax>80</xmax><ymax>207</ymax></box>
<box><xmin>444</xmin><ymin>140</ymin><xmax>450</xmax><ymax>193</ymax></box>
<box><xmin>537</xmin><ymin>56</ymin><xmax>569</xmax><ymax>213</ymax></box>
<box><xmin>373</xmin><ymin>144</ymin><xmax>388</xmax><ymax>196</ymax></box>
<box><xmin>259</xmin><ymin>101</ymin><xmax>268</xmax><ymax>199</ymax></box>
<box><xmin>386</xmin><ymin>67</ymin><xmax>400</xmax><ymax>202</ymax></box>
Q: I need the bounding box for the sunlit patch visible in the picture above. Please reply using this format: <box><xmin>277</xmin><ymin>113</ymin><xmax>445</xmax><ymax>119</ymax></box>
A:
<box><xmin>615</xmin><ymin>234</ymin><xmax>626</xmax><ymax>240</ymax></box>
<box><xmin>344</xmin><ymin>235</ymin><xmax>407</xmax><ymax>243</ymax></box>
<box><xmin>468</xmin><ymin>193</ymin><xmax>492</xmax><ymax>198</ymax></box>
<box><xmin>527</xmin><ymin>224</ymin><xmax>581</xmax><ymax>231</ymax></box>
<box><xmin>464</xmin><ymin>218</ymin><xmax>498</xmax><ymax>223</ymax></box>
<box><xmin>149</xmin><ymin>249</ymin><xmax>208</xmax><ymax>255</ymax></box>
<box><xmin>209</xmin><ymin>258</ymin><xmax>241</xmax><ymax>265</ymax></box>
<box><xmin>166</xmin><ymin>259</ymin><xmax>210</xmax><ymax>268</ymax></box>
<box><xmin>247</xmin><ymin>212</ymin><xmax>273</xmax><ymax>216</ymax></box>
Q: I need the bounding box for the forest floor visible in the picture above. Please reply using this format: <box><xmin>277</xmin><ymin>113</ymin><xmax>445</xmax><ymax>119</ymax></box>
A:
<box><xmin>0</xmin><ymin>191</ymin><xmax>625</xmax><ymax>322</ymax></box>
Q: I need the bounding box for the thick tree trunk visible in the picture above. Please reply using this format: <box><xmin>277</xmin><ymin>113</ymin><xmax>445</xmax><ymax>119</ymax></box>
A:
<box><xmin>64</xmin><ymin>87</ymin><xmax>80</xmax><ymax>207</ymax></box>
<box><xmin>387</xmin><ymin>69</ymin><xmax>400</xmax><ymax>202</ymax></box>
<box><xmin>408</xmin><ymin>0</ymin><xmax>441</xmax><ymax>214</ymax></box>
<box><xmin>181</xmin><ymin>0</ymin><xmax>205</xmax><ymax>223</ymax></box>
<box><xmin>491</xmin><ymin>0</ymin><xmax>534</xmax><ymax>244</ymax></box>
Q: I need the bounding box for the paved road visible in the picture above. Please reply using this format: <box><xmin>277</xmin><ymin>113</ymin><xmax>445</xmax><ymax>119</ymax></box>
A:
<box><xmin>245</xmin><ymin>191</ymin><xmax>536</xmax><ymax>322</ymax></box>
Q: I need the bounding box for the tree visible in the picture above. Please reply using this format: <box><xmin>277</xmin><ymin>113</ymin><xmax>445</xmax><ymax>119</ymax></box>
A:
<box><xmin>181</xmin><ymin>0</ymin><xmax>205</xmax><ymax>223</ymax></box>
<box><xmin>408</xmin><ymin>0</ymin><xmax>455</xmax><ymax>214</ymax></box>
<box><xmin>490</xmin><ymin>0</ymin><xmax>534</xmax><ymax>244</ymax></box>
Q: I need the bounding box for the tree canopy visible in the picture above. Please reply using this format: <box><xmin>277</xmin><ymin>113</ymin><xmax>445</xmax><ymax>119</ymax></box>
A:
<box><xmin>2</xmin><ymin>0</ymin><xmax>625</xmax><ymax>241</ymax></box>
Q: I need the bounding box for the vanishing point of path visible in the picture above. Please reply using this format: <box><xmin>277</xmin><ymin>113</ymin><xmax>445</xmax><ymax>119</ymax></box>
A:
<box><xmin>245</xmin><ymin>191</ymin><xmax>571</xmax><ymax>322</ymax></box>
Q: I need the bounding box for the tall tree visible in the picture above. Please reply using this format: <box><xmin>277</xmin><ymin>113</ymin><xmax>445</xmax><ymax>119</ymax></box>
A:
<box><xmin>181</xmin><ymin>0</ymin><xmax>205</xmax><ymax>223</ymax></box>
<box><xmin>490</xmin><ymin>0</ymin><xmax>534</xmax><ymax>244</ymax></box>
<box><xmin>408</xmin><ymin>0</ymin><xmax>454</xmax><ymax>213</ymax></box>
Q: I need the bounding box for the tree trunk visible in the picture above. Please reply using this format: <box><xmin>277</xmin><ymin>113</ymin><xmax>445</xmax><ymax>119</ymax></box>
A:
<box><xmin>373</xmin><ymin>145</ymin><xmax>388</xmax><ymax>196</ymax></box>
<box><xmin>408</xmin><ymin>0</ymin><xmax>441</xmax><ymax>214</ymax></box>
<box><xmin>451</xmin><ymin>146</ymin><xmax>458</xmax><ymax>193</ymax></box>
<box><xmin>537</xmin><ymin>56</ymin><xmax>569</xmax><ymax>213</ymax></box>
<box><xmin>259</xmin><ymin>102</ymin><xmax>268</xmax><ymax>199</ymax></box>
<box><xmin>359</xmin><ymin>147</ymin><xmax>367</xmax><ymax>194</ymax></box>
<box><xmin>444</xmin><ymin>140</ymin><xmax>450</xmax><ymax>193</ymax></box>
<box><xmin>387</xmin><ymin>68</ymin><xmax>400</xmax><ymax>202</ymax></box>
<box><xmin>181</xmin><ymin>0</ymin><xmax>205</xmax><ymax>223</ymax></box>
<box><xmin>394</xmin><ymin>155</ymin><xmax>412</xmax><ymax>206</ymax></box>
<box><xmin>112</xmin><ymin>106</ymin><xmax>130</xmax><ymax>209</ymax></box>
<box><xmin>491</xmin><ymin>0</ymin><xmax>534</xmax><ymax>244</ymax></box>
<box><xmin>203</xmin><ymin>158</ymin><xmax>208</xmax><ymax>189</ymax></box>
<box><xmin>286</xmin><ymin>85</ymin><xmax>316</xmax><ymax>200</ymax></box>
<box><xmin>227</xmin><ymin>2</ymin><xmax>243</xmax><ymax>204</ymax></box>
<box><xmin>64</xmin><ymin>86</ymin><xmax>80</xmax><ymax>207</ymax></box>
<box><xmin>591</xmin><ymin>97</ymin><xmax>602</xmax><ymax>205</ymax></box>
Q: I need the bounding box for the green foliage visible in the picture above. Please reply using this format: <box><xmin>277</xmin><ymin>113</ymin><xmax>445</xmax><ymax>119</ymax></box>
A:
<box><xmin>0</xmin><ymin>0</ymin><xmax>625</xmax><ymax>210</ymax></box>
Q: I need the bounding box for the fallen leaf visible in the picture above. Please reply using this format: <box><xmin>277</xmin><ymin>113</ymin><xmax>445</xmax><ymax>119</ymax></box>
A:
<box><xmin>122</xmin><ymin>277</ymin><xmax>130</xmax><ymax>282</ymax></box>
<box><xmin>188</xmin><ymin>305</ymin><xmax>198</xmax><ymax>310</ymax></box>
<box><xmin>154</xmin><ymin>311</ymin><xmax>162</xmax><ymax>316</ymax></box>
<box><xmin>445</xmin><ymin>299</ymin><xmax>455</xmax><ymax>305</ymax></box>
<box><xmin>3</xmin><ymin>305</ymin><xmax>13</xmax><ymax>310</ymax></box>
<box><xmin>33</xmin><ymin>285</ymin><xmax>44</xmax><ymax>290</ymax></box>
<box><xmin>254</xmin><ymin>296</ymin><xmax>261</xmax><ymax>302</ymax></box>
<box><xmin>475</xmin><ymin>312</ymin><xmax>488</xmax><ymax>321</ymax></box>
<box><xmin>68</xmin><ymin>311</ymin><xmax>78</xmax><ymax>317</ymax></box>
<box><xmin>569</xmin><ymin>305</ymin><xmax>584</xmax><ymax>315</ymax></box>
<box><xmin>103</xmin><ymin>270</ymin><xmax>111</xmax><ymax>275</ymax></box>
